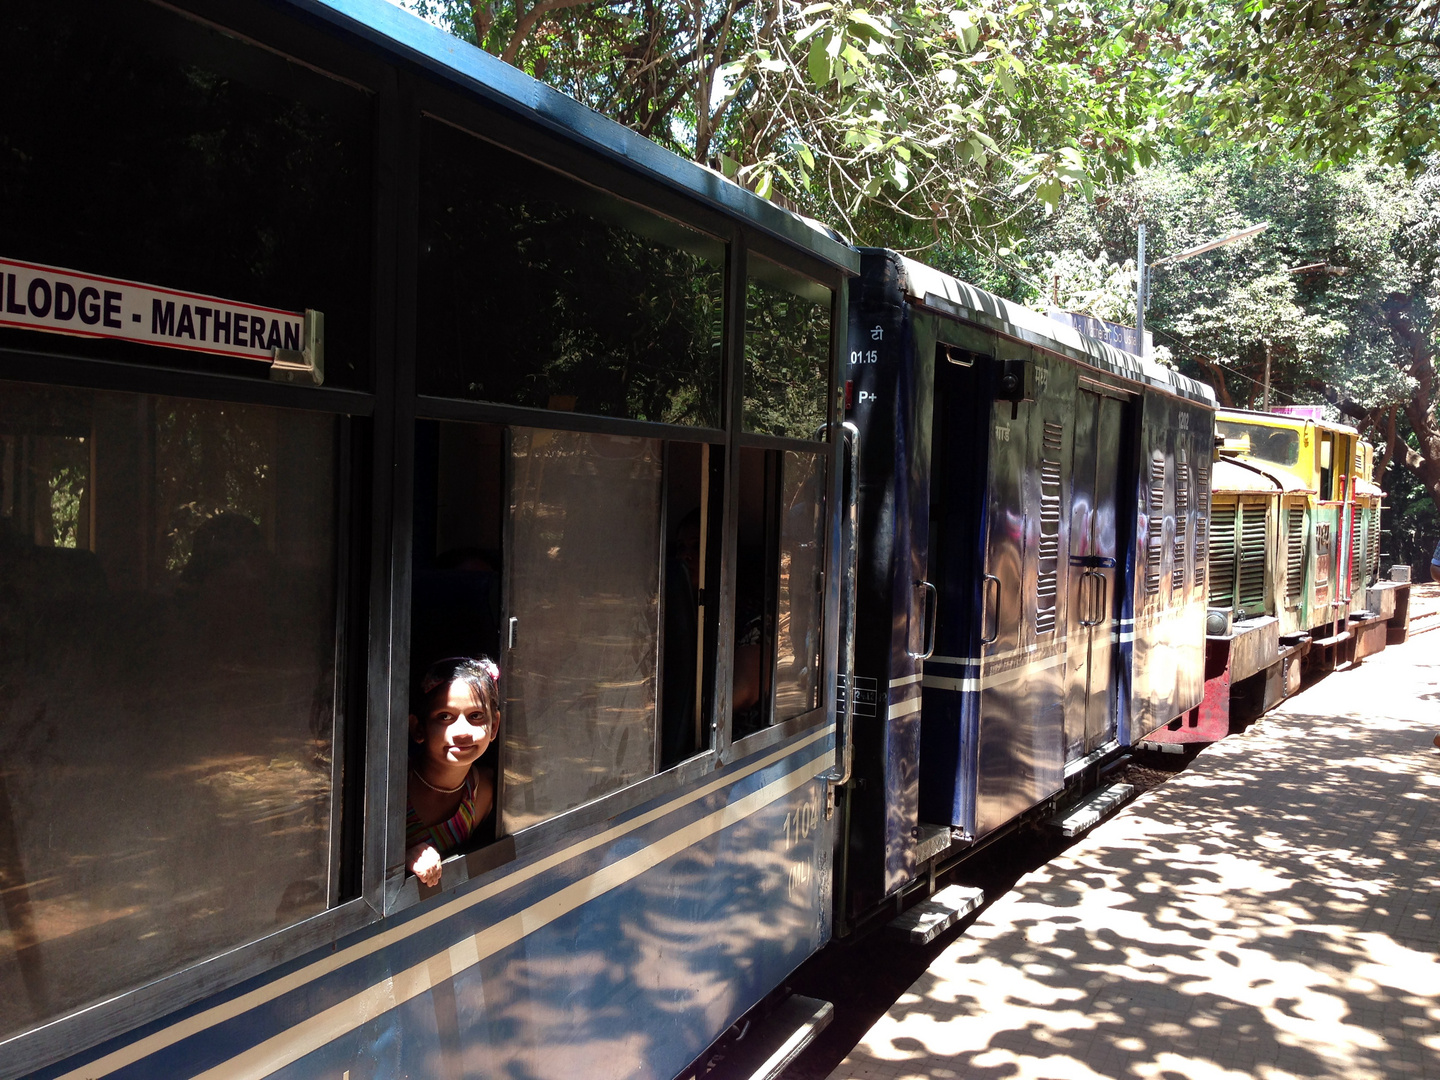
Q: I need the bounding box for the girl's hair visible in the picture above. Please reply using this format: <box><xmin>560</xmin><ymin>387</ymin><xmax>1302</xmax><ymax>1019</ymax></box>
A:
<box><xmin>412</xmin><ymin>655</ymin><xmax>500</xmax><ymax>717</ymax></box>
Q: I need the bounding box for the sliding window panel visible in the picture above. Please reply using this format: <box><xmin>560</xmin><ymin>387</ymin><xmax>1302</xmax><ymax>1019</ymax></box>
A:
<box><xmin>773</xmin><ymin>450</ymin><xmax>827</xmax><ymax>722</ymax></box>
<box><xmin>502</xmin><ymin>428</ymin><xmax>663</xmax><ymax>832</ymax></box>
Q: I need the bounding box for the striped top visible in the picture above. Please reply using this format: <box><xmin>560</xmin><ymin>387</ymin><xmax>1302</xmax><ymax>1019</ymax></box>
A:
<box><xmin>405</xmin><ymin>767</ymin><xmax>488</xmax><ymax>855</ymax></box>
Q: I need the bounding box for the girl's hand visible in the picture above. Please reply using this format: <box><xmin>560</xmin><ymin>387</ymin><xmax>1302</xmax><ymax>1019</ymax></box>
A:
<box><xmin>408</xmin><ymin>842</ymin><xmax>443</xmax><ymax>887</ymax></box>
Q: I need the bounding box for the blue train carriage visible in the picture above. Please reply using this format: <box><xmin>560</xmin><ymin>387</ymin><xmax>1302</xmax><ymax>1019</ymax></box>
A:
<box><xmin>0</xmin><ymin>1</ymin><xmax>859</xmax><ymax>1077</ymax></box>
<box><xmin>837</xmin><ymin>249</ymin><xmax>1214</xmax><ymax>927</ymax></box>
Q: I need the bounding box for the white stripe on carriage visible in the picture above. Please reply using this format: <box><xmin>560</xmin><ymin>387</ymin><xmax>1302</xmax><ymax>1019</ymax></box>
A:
<box><xmin>922</xmin><ymin>651</ymin><xmax>1066</xmax><ymax>694</ymax></box>
<box><xmin>188</xmin><ymin>755</ymin><xmax>832</xmax><ymax>1080</ymax></box>
<box><xmin>55</xmin><ymin>725</ymin><xmax>834</xmax><ymax>1080</ymax></box>
<box><xmin>887</xmin><ymin>696</ymin><xmax>923</xmax><ymax>720</ymax></box>
<box><xmin>929</xmin><ymin>638</ymin><xmax>1066</xmax><ymax>668</ymax></box>
<box><xmin>982</xmin><ymin>651</ymin><xmax>1065</xmax><ymax>687</ymax></box>
<box><xmin>888</xmin><ymin>673</ymin><xmax>924</xmax><ymax>688</ymax></box>
<box><xmin>922</xmin><ymin>673</ymin><xmax>979</xmax><ymax>692</ymax></box>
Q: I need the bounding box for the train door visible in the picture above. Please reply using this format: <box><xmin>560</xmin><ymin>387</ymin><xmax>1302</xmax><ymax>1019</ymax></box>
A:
<box><xmin>973</xmin><ymin>343</ymin><xmax>1063</xmax><ymax>837</ymax></box>
<box><xmin>917</xmin><ymin>341</ymin><xmax>992</xmax><ymax>837</ymax></box>
<box><xmin>1064</xmin><ymin>388</ymin><xmax>1126</xmax><ymax>760</ymax></box>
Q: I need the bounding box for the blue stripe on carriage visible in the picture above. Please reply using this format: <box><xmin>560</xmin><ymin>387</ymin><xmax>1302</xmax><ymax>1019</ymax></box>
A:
<box><xmin>44</xmin><ymin>728</ymin><xmax>834</xmax><ymax>1080</ymax></box>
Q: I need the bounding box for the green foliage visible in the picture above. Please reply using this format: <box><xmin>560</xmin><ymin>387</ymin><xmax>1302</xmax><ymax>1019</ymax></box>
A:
<box><xmin>398</xmin><ymin>0</ymin><xmax>1175</xmax><ymax>249</ymax></box>
<box><xmin>1159</xmin><ymin>0</ymin><xmax>1440</xmax><ymax>173</ymax></box>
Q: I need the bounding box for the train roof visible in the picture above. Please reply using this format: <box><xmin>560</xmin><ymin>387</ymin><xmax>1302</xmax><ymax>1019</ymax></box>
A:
<box><xmin>1218</xmin><ymin>407</ymin><xmax>1360</xmax><ymax>438</ymax></box>
<box><xmin>887</xmin><ymin>252</ymin><xmax>1216</xmax><ymax>406</ymax></box>
<box><xmin>287</xmin><ymin>0</ymin><xmax>860</xmax><ymax>275</ymax></box>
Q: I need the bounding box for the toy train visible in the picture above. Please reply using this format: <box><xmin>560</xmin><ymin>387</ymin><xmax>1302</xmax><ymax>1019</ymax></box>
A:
<box><xmin>1142</xmin><ymin>408</ymin><xmax>1405</xmax><ymax>748</ymax></box>
<box><xmin>0</xmin><ymin>2</ymin><xmax>1412</xmax><ymax>1078</ymax></box>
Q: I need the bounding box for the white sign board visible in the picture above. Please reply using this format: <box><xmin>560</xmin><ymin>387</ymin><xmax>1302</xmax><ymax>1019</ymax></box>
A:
<box><xmin>0</xmin><ymin>256</ymin><xmax>307</xmax><ymax>364</ymax></box>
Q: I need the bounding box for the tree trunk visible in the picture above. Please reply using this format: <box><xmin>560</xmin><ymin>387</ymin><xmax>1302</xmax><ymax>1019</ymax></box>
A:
<box><xmin>1382</xmin><ymin>292</ymin><xmax>1440</xmax><ymax>514</ymax></box>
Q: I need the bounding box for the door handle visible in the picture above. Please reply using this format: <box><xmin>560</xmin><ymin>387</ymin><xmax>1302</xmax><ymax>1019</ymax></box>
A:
<box><xmin>981</xmin><ymin>575</ymin><xmax>1001</xmax><ymax>644</ymax></box>
<box><xmin>908</xmin><ymin>580</ymin><xmax>938</xmax><ymax>660</ymax></box>
<box><xmin>1079</xmin><ymin>570</ymin><xmax>1108</xmax><ymax>626</ymax></box>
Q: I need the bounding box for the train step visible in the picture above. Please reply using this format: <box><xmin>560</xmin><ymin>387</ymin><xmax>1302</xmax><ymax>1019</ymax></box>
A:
<box><xmin>711</xmin><ymin>994</ymin><xmax>834</xmax><ymax>1080</ymax></box>
<box><xmin>1048</xmin><ymin>781</ymin><xmax>1136</xmax><ymax>837</ymax></box>
<box><xmin>886</xmin><ymin>883</ymin><xmax>986</xmax><ymax>945</ymax></box>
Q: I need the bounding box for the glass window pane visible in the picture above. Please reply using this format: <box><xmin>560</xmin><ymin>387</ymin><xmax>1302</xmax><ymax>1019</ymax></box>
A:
<box><xmin>502</xmin><ymin>429</ymin><xmax>662</xmax><ymax>831</ymax></box>
<box><xmin>744</xmin><ymin>258</ymin><xmax>832</xmax><ymax>439</ymax></box>
<box><xmin>774</xmin><ymin>451</ymin><xmax>826</xmax><ymax>721</ymax></box>
<box><xmin>0</xmin><ymin>383</ymin><xmax>338</xmax><ymax>1040</ymax></box>
<box><xmin>418</xmin><ymin>119</ymin><xmax>724</xmax><ymax>425</ymax></box>
<box><xmin>0</xmin><ymin>0</ymin><xmax>372</xmax><ymax>388</ymax></box>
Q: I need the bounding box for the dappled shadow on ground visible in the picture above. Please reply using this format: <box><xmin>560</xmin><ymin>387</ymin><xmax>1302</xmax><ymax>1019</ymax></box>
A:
<box><xmin>827</xmin><ymin>641</ymin><xmax>1440</xmax><ymax>1080</ymax></box>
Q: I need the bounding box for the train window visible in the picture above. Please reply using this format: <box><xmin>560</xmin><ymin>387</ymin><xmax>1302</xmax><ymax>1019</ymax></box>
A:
<box><xmin>744</xmin><ymin>258</ymin><xmax>832</xmax><ymax>439</ymax></box>
<box><xmin>0</xmin><ymin>0</ymin><xmax>372</xmax><ymax>389</ymax></box>
<box><xmin>417</xmin><ymin>118</ymin><xmax>725</xmax><ymax>425</ymax></box>
<box><xmin>1216</xmin><ymin>420</ymin><xmax>1300</xmax><ymax>468</ymax></box>
<box><xmin>734</xmin><ymin>447</ymin><xmax>827</xmax><ymax>739</ymax></box>
<box><xmin>0</xmin><ymin>381</ymin><xmax>339</xmax><ymax>1040</ymax></box>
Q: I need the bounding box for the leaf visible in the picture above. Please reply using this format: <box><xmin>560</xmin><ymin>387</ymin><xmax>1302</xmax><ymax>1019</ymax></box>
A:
<box><xmin>847</xmin><ymin>10</ymin><xmax>894</xmax><ymax>37</ymax></box>
<box><xmin>996</xmin><ymin>64</ymin><xmax>1017</xmax><ymax>98</ymax></box>
<box><xmin>808</xmin><ymin>34</ymin><xmax>832</xmax><ymax>85</ymax></box>
<box><xmin>892</xmin><ymin>158</ymin><xmax>911</xmax><ymax>190</ymax></box>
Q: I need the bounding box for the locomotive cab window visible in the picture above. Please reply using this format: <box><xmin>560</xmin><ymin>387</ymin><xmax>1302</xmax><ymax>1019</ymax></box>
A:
<box><xmin>0</xmin><ymin>381</ymin><xmax>343</xmax><ymax>1040</ymax></box>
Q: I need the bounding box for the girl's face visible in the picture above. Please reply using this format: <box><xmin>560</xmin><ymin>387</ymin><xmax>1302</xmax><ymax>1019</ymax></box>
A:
<box><xmin>412</xmin><ymin>680</ymin><xmax>496</xmax><ymax>769</ymax></box>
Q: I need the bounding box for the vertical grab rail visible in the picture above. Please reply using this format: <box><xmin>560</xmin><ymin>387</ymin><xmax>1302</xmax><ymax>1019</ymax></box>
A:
<box><xmin>824</xmin><ymin>421</ymin><xmax>860</xmax><ymax>810</ymax></box>
<box><xmin>907</xmin><ymin>580</ymin><xmax>939</xmax><ymax>660</ymax></box>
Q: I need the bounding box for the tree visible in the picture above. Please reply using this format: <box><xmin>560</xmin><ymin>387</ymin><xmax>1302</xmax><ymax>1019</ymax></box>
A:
<box><xmin>1004</xmin><ymin>151</ymin><xmax>1440</xmax><ymax>565</ymax></box>
<box><xmin>1163</xmin><ymin>0</ymin><xmax>1440</xmax><ymax>170</ymax></box>
<box><xmin>400</xmin><ymin>0</ymin><xmax>1175</xmax><ymax>248</ymax></box>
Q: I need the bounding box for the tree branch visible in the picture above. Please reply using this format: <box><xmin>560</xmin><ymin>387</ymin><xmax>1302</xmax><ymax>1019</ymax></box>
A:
<box><xmin>500</xmin><ymin>0</ymin><xmax>599</xmax><ymax>65</ymax></box>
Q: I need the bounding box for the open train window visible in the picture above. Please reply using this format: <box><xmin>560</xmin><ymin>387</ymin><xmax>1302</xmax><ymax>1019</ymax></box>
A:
<box><xmin>410</xmin><ymin>420</ymin><xmax>720</xmax><ymax>852</ymax></box>
<box><xmin>0</xmin><ymin>381</ymin><xmax>342</xmax><ymax>1040</ymax></box>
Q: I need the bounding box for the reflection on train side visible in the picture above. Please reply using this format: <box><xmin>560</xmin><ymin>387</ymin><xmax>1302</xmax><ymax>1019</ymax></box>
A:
<box><xmin>0</xmin><ymin>382</ymin><xmax>337</xmax><ymax>1039</ymax></box>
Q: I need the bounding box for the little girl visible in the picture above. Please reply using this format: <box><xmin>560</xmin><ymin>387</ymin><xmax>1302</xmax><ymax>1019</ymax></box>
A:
<box><xmin>406</xmin><ymin>656</ymin><xmax>500</xmax><ymax>886</ymax></box>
